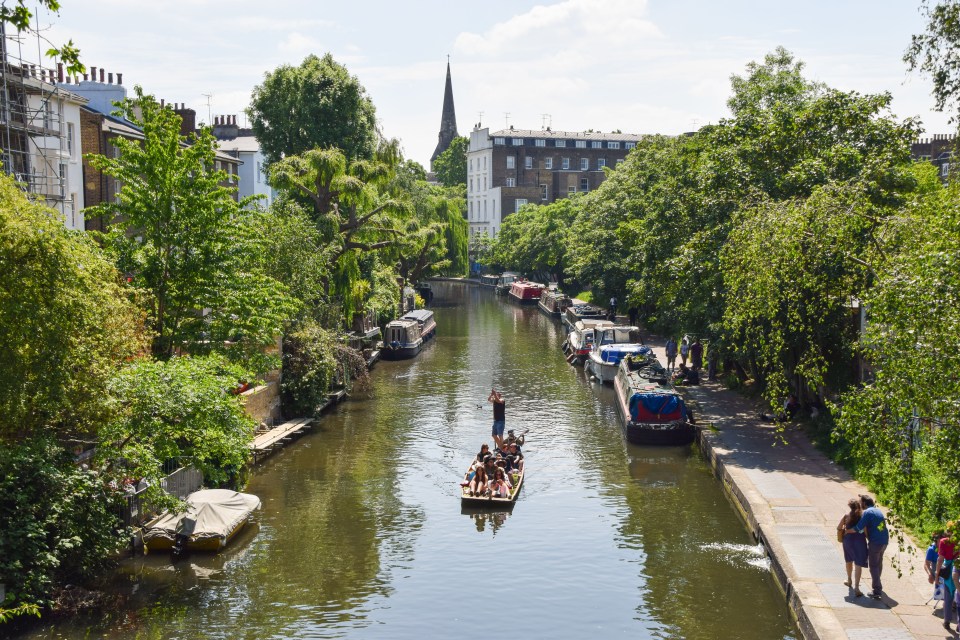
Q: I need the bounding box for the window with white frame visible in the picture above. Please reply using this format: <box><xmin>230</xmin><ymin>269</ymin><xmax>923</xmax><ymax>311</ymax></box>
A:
<box><xmin>512</xmin><ymin>138</ymin><xmax>523</xmax><ymax>146</ymax></box>
<box><xmin>580</xmin><ymin>158</ymin><xmax>589</xmax><ymax>171</ymax></box>
<box><xmin>556</xmin><ymin>140</ymin><xmax>566</xmax><ymax>148</ymax></box>
<box><xmin>562</xmin><ymin>157</ymin><xmax>570</xmax><ymax>170</ymax></box>
<box><xmin>70</xmin><ymin>193</ymin><xmax>77</xmax><ymax>227</ymax></box>
<box><xmin>616</xmin><ymin>159</ymin><xmax>624</xmax><ymax>166</ymax></box>
<box><xmin>494</xmin><ymin>137</ymin><xmax>505</xmax><ymax>145</ymax></box>
<box><xmin>524</xmin><ymin>156</ymin><xmax>533</xmax><ymax>169</ymax></box>
<box><xmin>469</xmin><ymin>178</ymin><xmax>473</xmax><ymax>192</ymax></box>
<box><xmin>567</xmin><ymin>185</ymin><xmax>576</xmax><ymax>194</ymax></box>
<box><xmin>943</xmin><ymin>163</ymin><xmax>951</xmax><ymax>177</ymax></box>
<box><xmin>484</xmin><ymin>156</ymin><xmax>487</xmax><ymax>169</ymax></box>
<box><xmin>575</xmin><ymin>140</ymin><xmax>586</xmax><ymax>148</ymax></box>
<box><xmin>592</xmin><ymin>141</ymin><xmax>602</xmax><ymax>149</ymax></box>
<box><xmin>515</xmin><ymin>198</ymin><xmax>528</xmax><ymax>212</ymax></box>
<box><xmin>540</xmin><ymin>184</ymin><xmax>548</xmax><ymax>201</ymax></box>
<box><xmin>535</xmin><ymin>139</ymin><xmax>546</xmax><ymax>147</ymax></box>
<box><xmin>597</xmin><ymin>158</ymin><xmax>606</xmax><ymax>169</ymax></box>
<box><xmin>625</xmin><ymin>142</ymin><xmax>636</xmax><ymax>149</ymax></box>
<box><xmin>505</xmin><ymin>177</ymin><xmax>516</xmax><ymax>187</ymax></box>
<box><xmin>67</xmin><ymin>122</ymin><xmax>74</xmax><ymax>156</ymax></box>
<box><xmin>506</xmin><ymin>156</ymin><xmax>515</xmax><ymax>169</ymax></box>
<box><xmin>545</xmin><ymin>157</ymin><xmax>553</xmax><ymax>169</ymax></box>
<box><xmin>59</xmin><ymin>162</ymin><xmax>66</xmax><ymax>197</ymax></box>
<box><xmin>580</xmin><ymin>177</ymin><xmax>589</xmax><ymax>191</ymax></box>
<box><xmin>469</xmin><ymin>158</ymin><xmax>473</xmax><ymax>171</ymax></box>
<box><xmin>483</xmin><ymin>199</ymin><xmax>488</xmax><ymax>220</ymax></box>
<box><xmin>608</xmin><ymin>141</ymin><xmax>621</xmax><ymax>149</ymax></box>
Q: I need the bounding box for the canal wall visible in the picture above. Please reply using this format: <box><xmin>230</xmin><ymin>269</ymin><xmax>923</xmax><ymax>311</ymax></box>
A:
<box><xmin>678</xmin><ymin>381</ymin><xmax>940</xmax><ymax>640</ymax></box>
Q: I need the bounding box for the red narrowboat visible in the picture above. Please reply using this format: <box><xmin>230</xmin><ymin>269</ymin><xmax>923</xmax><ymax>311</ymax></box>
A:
<box><xmin>508</xmin><ymin>281</ymin><xmax>545</xmax><ymax>305</ymax></box>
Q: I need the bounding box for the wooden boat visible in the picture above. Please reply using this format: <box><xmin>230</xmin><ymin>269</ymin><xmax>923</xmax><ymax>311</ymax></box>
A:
<box><xmin>584</xmin><ymin>325</ymin><xmax>648</xmax><ymax>384</ymax></box>
<box><xmin>564</xmin><ymin>319</ymin><xmax>615</xmax><ymax>365</ymax></box>
<box><xmin>382</xmin><ymin>309</ymin><xmax>436</xmax><ymax>360</ymax></box>
<box><xmin>461</xmin><ymin>465</ymin><xmax>524</xmax><ymax>506</ymax></box>
<box><xmin>143</xmin><ymin>489</ymin><xmax>261</xmax><ymax>553</ymax></box>
<box><xmin>614</xmin><ymin>356</ymin><xmax>695</xmax><ymax>445</ymax></box>
<box><xmin>495</xmin><ymin>272</ymin><xmax>520</xmax><ymax>296</ymax></box>
<box><xmin>507</xmin><ymin>280</ymin><xmax>545</xmax><ymax>305</ymax></box>
<box><xmin>479</xmin><ymin>273</ymin><xmax>500</xmax><ymax>288</ymax></box>
<box><xmin>565</xmin><ymin>303</ymin><xmax>607</xmax><ymax>328</ymax></box>
<box><xmin>537</xmin><ymin>288</ymin><xmax>572</xmax><ymax>317</ymax></box>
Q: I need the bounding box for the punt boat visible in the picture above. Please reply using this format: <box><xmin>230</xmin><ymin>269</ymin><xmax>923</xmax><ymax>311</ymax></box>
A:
<box><xmin>143</xmin><ymin>489</ymin><xmax>261</xmax><ymax>554</ymax></box>
<box><xmin>461</xmin><ymin>465</ymin><xmax>524</xmax><ymax>506</ymax></box>
<box><xmin>614</xmin><ymin>356</ymin><xmax>696</xmax><ymax>445</ymax></box>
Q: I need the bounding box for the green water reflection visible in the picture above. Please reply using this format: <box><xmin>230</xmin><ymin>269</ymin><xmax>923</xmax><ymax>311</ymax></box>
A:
<box><xmin>26</xmin><ymin>282</ymin><xmax>795</xmax><ymax>639</ymax></box>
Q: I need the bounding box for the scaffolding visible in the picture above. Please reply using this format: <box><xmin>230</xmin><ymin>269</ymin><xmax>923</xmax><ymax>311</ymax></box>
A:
<box><xmin>0</xmin><ymin>22</ymin><xmax>68</xmax><ymax>212</ymax></box>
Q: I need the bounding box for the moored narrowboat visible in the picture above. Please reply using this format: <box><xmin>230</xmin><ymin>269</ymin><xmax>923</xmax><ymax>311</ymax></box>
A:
<box><xmin>614</xmin><ymin>356</ymin><xmax>695</xmax><ymax>445</ymax></box>
<box><xmin>479</xmin><ymin>274</ymin><xmax>500</xmax><ymax>288</ymax></box>
<box><xmin>537</xmin><ymin>288</ymin><xmax>572</xmax><ymax>317</ymax></box>
<box><xmin>382</xmin><ymin>309</ymin><xmax>436</xmax><ymax>360</ymax></box>
<box><xmin>564</xmin><ymin>319</ymin><xmax>615</xmax><ymax>365</ymax></box>
<box><xmin>565</xmin><ymin>303</ymin><xmax>607</xmax><ymax>328</ymax></box>
<box><xmin>508</xmin><ymin>281</ymin><xmax>545</xmax><ymax>305</ymax></box>
<box><xmin>496</xmin><ymin>272</ymin><xmax>521</xmax><ymax>295</ymax></box>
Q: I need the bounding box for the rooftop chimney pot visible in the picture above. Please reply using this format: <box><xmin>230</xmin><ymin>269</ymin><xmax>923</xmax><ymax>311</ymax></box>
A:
<box><xmin>108</xmin><ymin>72</ymin><xmax>113</xmax><ymax>84</ymax></box>
<box><xmin>117</xmin><ymin>72</ymin><xmax>122</xmax><ymax>85</ymax></box>
<box><xmin>90</xmin><ymin>65</ymin><xmax>96</xmax><ymax>80</ymax></box>
<box><xmin>99</xmin><ymin>68</ymin><xmax>104</xmax><ymax>82</ymax></box>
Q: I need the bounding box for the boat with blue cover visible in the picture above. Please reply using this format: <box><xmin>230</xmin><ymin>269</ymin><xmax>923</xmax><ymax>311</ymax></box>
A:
<box><xmin>583</xmin><ymin>325</ymin><xmax>647</xmax><ymax>384</ymax></box>
<box><xmin>382</xmin><ymin>309</ymin><xmax>437</xmax><ymax>360</ymax></box>
<box><xmin>614</xmin><ymin>356</ymin><xmax>695</xmax><ymax>445</ymax></box>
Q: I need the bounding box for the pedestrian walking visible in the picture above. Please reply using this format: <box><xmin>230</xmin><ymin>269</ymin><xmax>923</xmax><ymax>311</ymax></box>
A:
<box><xmin>609</xmin><ymin>296</ymin><xmax>617</xmax><ymax>318</ymax></box>
<box><xmin>679</xmin><ymin>337</ymin><xmax>690</xmax><ymax>366</ymax></box>
<box><xmin>665</xmin><ymin>337</ymin><xmax>678</xmax><ymax>371</ymax></box>
<box><xmin>847</xmin><ymin>494</ymin><xmax>889</xmax><ymax>600</ymax></box>
<box><xmin>837</xmin><ymin>498</ymin><xmax>867</xmax><ymax>597</ymax></box>
<box><xmin>936</xmin><ymin>523</ymin><xmax>959</xmax><ymax>631</ymax></box>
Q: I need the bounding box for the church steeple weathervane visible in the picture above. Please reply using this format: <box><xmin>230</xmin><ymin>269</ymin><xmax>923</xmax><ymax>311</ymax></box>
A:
<box><xmin>430</xmin><ymin>57</ymin><xmax>458</xmax><ymax>170</ymax></box>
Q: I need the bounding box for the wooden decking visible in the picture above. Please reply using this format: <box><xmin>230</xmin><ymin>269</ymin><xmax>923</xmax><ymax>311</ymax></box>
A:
<box><xmin>250</xmin><ymin>418</ymin><xmax>313</xmax><ymax>461</ymax></box>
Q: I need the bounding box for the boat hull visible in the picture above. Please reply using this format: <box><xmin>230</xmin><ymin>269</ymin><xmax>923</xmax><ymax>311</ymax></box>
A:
<box><xmin>508</xmin><ymin>293</ymin><xmax>540</xmax><ymax>305</ymax></box>
<box><xmin>380</xmin><ymin>342</ymin><xmax>423</xmax><ymax>360</ymax></box>
<box><xmin>614</xmin><ymin>372</ymin><xmax>696</xmax><ymax>446</ymax></box>
<box><xmin>144</xmin><ymin>522</ymin><xmax>246</xmax><ymax>552</ymax></box>
<box><xmin>461</xmin><ymin>467</ymin><xmax>524</xmax><ymax>506</ymax></box>
<box><xmin>585</xmin><ymin>357</ymin><xmax>618</xmax><ymax>384</ymax></box>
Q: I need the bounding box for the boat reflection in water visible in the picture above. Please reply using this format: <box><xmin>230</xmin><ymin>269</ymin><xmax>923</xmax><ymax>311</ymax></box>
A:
<box><xmin>461</xmin><ymin>504</ymin><xmax>514</xmax><ymax>535</ymax></box>
<box><xmin>627</xmin><ymin>448</ymin><xmax>691</xmax><ymax>489</ymax></box>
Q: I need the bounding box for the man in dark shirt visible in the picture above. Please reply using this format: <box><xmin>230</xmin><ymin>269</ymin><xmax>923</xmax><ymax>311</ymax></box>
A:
<box><xmin>488</xmin><ymin>389</ymin><xmax>506</xmax><ymax>449</ymax></box>
<box><xmin>848</xmin><ymin>494</ymin><xmax>889</xmax><ymax>599</ymax></box>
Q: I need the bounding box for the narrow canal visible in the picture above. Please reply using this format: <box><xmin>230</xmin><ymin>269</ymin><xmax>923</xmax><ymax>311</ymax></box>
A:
<box><xmin>31</xmin><ymin>282</ymin><xmax>796</xmax><ymax>639</ymax></box>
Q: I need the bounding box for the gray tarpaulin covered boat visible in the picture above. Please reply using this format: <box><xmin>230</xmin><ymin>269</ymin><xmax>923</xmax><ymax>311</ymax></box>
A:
<box><xmin>143</xmin><ymin>489</ymin><xmax>261</xmax><ymax>552</ymax></box>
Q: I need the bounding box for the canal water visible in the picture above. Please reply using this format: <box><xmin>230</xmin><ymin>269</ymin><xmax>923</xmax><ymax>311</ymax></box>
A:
<box><xmin>29</xmin><ymin>282</ymin><xmax>796</xmax><ymax>639</ymax></box>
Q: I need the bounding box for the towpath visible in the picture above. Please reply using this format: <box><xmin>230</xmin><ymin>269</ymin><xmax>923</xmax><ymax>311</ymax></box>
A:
<box><xmin>644</xmin><ymin>338</ymin><xmax>946</xmax><ymax>640</ymax></box>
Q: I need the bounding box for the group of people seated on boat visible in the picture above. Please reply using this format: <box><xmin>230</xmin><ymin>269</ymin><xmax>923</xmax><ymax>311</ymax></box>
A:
<box><xmin>464</xmin><ymin>434</ymin><xmax>524</xmax><ymax>498</ymax></box>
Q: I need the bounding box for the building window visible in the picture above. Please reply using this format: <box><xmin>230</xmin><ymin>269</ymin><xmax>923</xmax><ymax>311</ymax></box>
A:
<box><xmin>515</xmin><ymin>198</ymin><xmax>528</xmax><ymax>212</ymax></box>
<box><xmin>568</xmin><ymin>186</ymin><xmax>576</xmax><ymax>194</ymax></box>
<box><xmin>494</xmin><ymin>137</ymin><xmax>505</xmax><ymax>145</ymax></box>
<box><xmin>469</xmin><ymin>158</ymin><xmax>473</xmax><ymax>171</ymax></box>
<box><xmin>556</xmin><ymin>140</ymin><xmax>566</xmax><ymax>148</ymax></box>
<box><xmin>592</xmin><ymin>141</ymin><xmax>602</xmax><ymax>149</ymax></box>
<box><xmin>597</xmin><ymin>158</ymin><xmax>606</xmax><ymax>169</ymax></box>
<box><xmin>70</xmin><ymin>193</ymin><xmax>77</xmax><ymax>227</ymax></box>
<box><xmin>616</xmin><ymin>159</ymin><xmax>624</xmax><ymax>166</ymax></box>
<box><xmin>625</xmin><ymin>142</ymin><xmax>636</xmax><ymax>149</ymax></box>
<box><xmin>469</xmin><ymin>201</ymin><xmax>473</xmax><ymax>220</ymax></box>
<box><xmin>535</xmin><ymin>139</ymin><xmax>546</xmax><ymax>147</ymax></box>
<box><xmin>580</xmin><ymin>158</ymin><xmax>589</xmax><ymax>171</ymax></box>
<box><xmin>545</xmin><ymin>157</ymin><xmax>553</xmax><ymax>169</ymax></box>
<box><xmin>512</xmin><ymin>138</ymin><xmax>523</xmax><ymax>146</ymax></box>
<box><xmin>608</xmin><ymin>141</ymin><xmax>621</xmax><ymax>149</ymax></box>
<box><xmin>506</xmin><ymin>156</ymin><xmax>515</xmax><ymax>169</ymax></box>
<box><xmin>524</xmin><ymin>156</ymin><xmax>533</xmax><ymax>170</ymax></box>
<box><xmin>540</xmin><ymin>184</ymin><xmax>548</xmax><ymax>201</ymax></box>
<box><xmin>59</xmin><ymin>162</ymin><xmax>66</xmax><ymax>197</ymax></box>
<box><xmin>483</xmin><ymin>177</ymin><xmax>487</xmax><ymax>189</ymax></box>
<box><xmin>580</xmin><ymin>177</ymin><xmax>589</xmax><ymax>191</ymax></box>
<box><xmin>469</xmin><ymin>178</ymin><xmax>473</xmax><ymax>192</ymax></box>
<box><xmin>483</xmin><ymin>199</ymin><xmax>487</xmax><ymax>220</ymax></box>
<box><xmin>562</xmin><ymin>157</ymin><xmax>570</xmax><ymax>170</ymax></box>
<box><xmin>943</xmin><ymin>163</ymin><xmax>951</xmax><ymax>177</ymax></box>
<box><xmin>67</xmin><ymin>122</ymin><xmax>74</xmax><ymax>155</ymax></box>
<box><xmin>505</xmin><ymin>177</ymin><xmax>516</xmax><ymax>187</ymax></box>
<box><xmin>484</xmin><ymin>156</ymin><xmax>487</xmax><ymax>169</ymax></box>
<box><xmin>575</xmin><ymin>140</ymin><xmax>586</xmax><ymax>148</ymax></box>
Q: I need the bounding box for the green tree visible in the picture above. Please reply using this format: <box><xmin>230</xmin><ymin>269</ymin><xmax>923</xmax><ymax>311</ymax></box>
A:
<box><xmin>248</xmin><ymin>54</ymin><xmax>379</xmax><ymax>164</ymax></box>
<box><xmin>87</xmin><ymin>87</ymin><xmax>293</xmax><ymax>363</ymax></box>
<box><xmin>433</xmin><ymin>135</ymin><xmax>468</xmax><ymax>187</ymax></box>
<box><xmin>491</xmin><ymin>198</ymin><xmax>577</xmax><ymax>284</ymax></box>
<box><xmin>906</xmin><ymin>0</ymin><xmax>960</xmax><ymax>119</ymax></box>
<box><xmin>3</xmin><ymin>1</ymin><xmax>83</xmax><ymax>75</ymax></box>
<box><xmin>0</xmin><ymin>173</ymin><xmax>145</xmax><ymax>441</ymax></box>
<box><xmin>98</xmin><ymin>355</ymin><xmax>254</xmax><ymax>507</ymax></box>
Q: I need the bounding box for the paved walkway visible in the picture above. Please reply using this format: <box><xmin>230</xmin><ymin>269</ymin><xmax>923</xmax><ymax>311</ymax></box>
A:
<box><xmin>644</xmin><ymin>340</ymin><xmax>947</xmax><ymax>640</ymax></box>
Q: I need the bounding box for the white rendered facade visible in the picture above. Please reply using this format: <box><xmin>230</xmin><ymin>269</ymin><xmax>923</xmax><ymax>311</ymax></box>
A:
<box><xmin>467</xmin><ymin>127</ymin><xmax>501</xmax><ymax>238</ymax></box>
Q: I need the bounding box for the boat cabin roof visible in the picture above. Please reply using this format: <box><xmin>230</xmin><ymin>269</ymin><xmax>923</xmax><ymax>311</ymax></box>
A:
<box><xmin>386</xmin><ymin>318</ymin><xmax>419</xmax><ymax>329</ymax></box>
<box><xmin>574</xmin><ymin>319</ymin><xmax>615</xmax><ymax>331</ymax></box>
<box><xmin>402</xmin><ymin>309</ymin><xmax>434</xmax><ymax>323</ymax></box>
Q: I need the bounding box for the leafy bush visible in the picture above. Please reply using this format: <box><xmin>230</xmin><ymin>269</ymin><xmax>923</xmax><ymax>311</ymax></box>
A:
<box><xmin>0</xmin><ymin>438</ymin><xmax>124</xmax><ymax>618</ymax></box>
<box><xmin>281</xmin><ymin>320</ymin><xmax>337</xmax><ymax>418</ymax></box>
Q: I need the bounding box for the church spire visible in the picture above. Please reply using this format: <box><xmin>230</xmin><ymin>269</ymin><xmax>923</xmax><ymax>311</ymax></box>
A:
<box><xmin>431</xmin><ymin>58</ymin><xmax>458</xmax><ymax>170</ymax></box>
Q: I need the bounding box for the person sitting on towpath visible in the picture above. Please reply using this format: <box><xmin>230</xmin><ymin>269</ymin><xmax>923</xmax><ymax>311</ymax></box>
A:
<box><xmin>672</xmin><ymin>362</ymin><xmax>700</xmax><ymax>386</ymax></box>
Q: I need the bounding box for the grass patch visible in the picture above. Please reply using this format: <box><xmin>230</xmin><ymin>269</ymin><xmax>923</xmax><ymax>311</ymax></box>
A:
<box><xmin>571</xmin><ymin>290</ymin><xmax>592</xmax><ymax>303</ymax></box>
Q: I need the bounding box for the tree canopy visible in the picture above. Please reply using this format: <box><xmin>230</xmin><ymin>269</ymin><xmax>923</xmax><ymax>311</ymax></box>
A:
<box><xmin>248</xmin><ymin>54</ymin><xmax>379</xmax><ymax>164</ymax></box>
<box><xmin>906</xmin><ymin>0</ymin><xmax>960</xmax><ymax>119</ymax></box>
<box><xmin>433</xmin><ymin>135</ymin><xmax>468</xmax><ymax>187</ymax></box>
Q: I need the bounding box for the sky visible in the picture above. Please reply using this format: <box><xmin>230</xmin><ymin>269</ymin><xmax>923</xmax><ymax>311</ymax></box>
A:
<box><xmin>33</xmin><ymin>0</ymin><xmax>955</xmax><ymax>167</ymax></box>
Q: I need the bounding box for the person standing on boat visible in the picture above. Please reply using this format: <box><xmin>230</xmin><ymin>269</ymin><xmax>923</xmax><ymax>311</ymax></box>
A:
<box><xmin>488</xmin><ymin>389</ymin><xmax>506</xmax><ymax>450</ymax></box>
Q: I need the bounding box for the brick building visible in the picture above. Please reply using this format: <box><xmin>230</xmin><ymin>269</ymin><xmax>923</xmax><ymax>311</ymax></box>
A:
<box><xmin>911</xmin><ymin>133</ymin><xmax>955</xmax><ymax>180</ymax></box>
<box><xmin>466</xmin><ymin>126</ymin><xmax>645</xmax><ymax>238</ymax></box>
